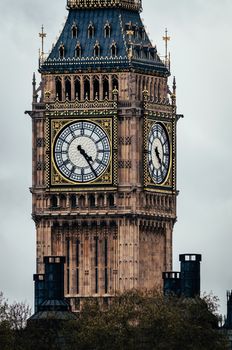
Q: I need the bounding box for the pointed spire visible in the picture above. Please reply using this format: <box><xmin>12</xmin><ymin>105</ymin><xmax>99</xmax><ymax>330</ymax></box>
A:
<box><xmin>39</xmin><ymin>25</ymin><xmax>47</xmax><ymax>58</ymax></box>
<box><xmin>32</xmin><ymin>73</ymin><xmax>38</xmax><ymax>104</ymax></box>
<box><xmin>171</xmin><ymin>76</ymin><xmax>176</xmax><ymax>107</ymax></box>
<box><xmin>163</xmin><ymin>28</ymin><xmax>171</xmax><ymax>68</ymax></box>
<box><xmin>173</xmin><ymin>76</ymin><xmax>176</xmax><ymax>95</ymax></box>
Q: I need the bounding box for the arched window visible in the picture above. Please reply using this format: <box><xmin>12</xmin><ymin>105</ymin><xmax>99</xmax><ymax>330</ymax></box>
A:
<box><xmin>60</xmin><ymin>195</ymin><xmax>66</xmax><ymax>208</ymax></box>
<box><xmin>84</xmin><ymin>78</ymin><xmax>90</xmax><ymax>99</ymax></box>
<box><xmin>65</xmin><ymin>78</ymin><xmax>71</xmax><ymax>100</ymax></box>
<box><xmin>142</xmin><ymin>28</ymin><xmax>146</xmax><ymax>40</ymax></box>
<box><xmin>104</xmin><ymin>23</ymin><xmax>111</xmax><ymax>38</ymax></box>
<box><xmin>112</xmin><ymin>75</ymin><xmax>119</xmax><ymax>92</ymax></box>
<box><xmin>98</xmin><ymin>195</ymin><xmax>104</xmax><ymax>207</ymax></box>
<box><xmin>93</xmin><ymin>77</ymin><xmax>99</xmax><ymax>99</ymax></box>
<box><xmin>55</xmin><ymin>77</ymin><xmax>62</xmax><ymax>101</ymax></box>
<box><xmin>111</xmin><ymin>43</ymin><xmax>117</xmax><ymax>57</ymax></box>
<box><xmin>51</xmin><ymin>195</ymin><xmax>58</xmax><ymax>208</ymax></box>
<box><xmin>72</xmin><ymin>25</ymin><xmax>78</xmax><ymax>38</ymax></box>
<box><xmin>79</xmin><ymin>195</ymin><xmax>85</xmax><ymax>208</ymax></box>
<box><xmin>59</xmin><ymin>44</ymin><xmax>65</xmax><ymax>59</ymax></box>
<box><xmin>103</xmin><ymin>77</ymin><xmax>109</xmax><ymax>98</ymax></box>
<box><xmin>88</xmin><ymin>23</ymin><xmax>94</xmax><ymax>39</ymax></box>
<box><xmin>75</xmin><ymin>78</ymin><xmax>81</xmax><ymax>100</ymax></box>
<box><xmin>108</xmin><ymin>194</ymin><xmax>115</xmax><ymax>207</ymax></box>
<box><xmin>94</xmin><ymin>42</ymin><xmax>100</xmax><ymax>57</ymax></box>
<box><xmin>75</xmin><ymin>43</ymin><xmax>81</xmax><ymax>58</ymax></box>
<box><xmin>89</xmin><ymin>195</ymin><xmax>95</xmax><ymax>208</ymax></box>
<box><xmin>70</xmin><ymin>195</ymin><xmax>77</xmax><ymax>208</ymax></box>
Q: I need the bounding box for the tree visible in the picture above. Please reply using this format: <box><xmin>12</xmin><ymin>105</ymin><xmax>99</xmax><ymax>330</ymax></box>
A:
<box><xmin>0</xmin><ymin>290</ymin><xmax>228</xmax><ymax>350</ymax></box>
<box><xmin>0</xmin><ymin>292</ymin><xmax>31</xmax><ymax>331</ymax></box>
<box><xmin>0</xmin><ymin>292</ymin><xmax>31</xmax><ymax>350</ymax></box>
<box><xmin>63</xmin><ymin>290</ymin><xmax>228</xmax><ymax>350</ymax></box>
<box><xmin>0</xmin><ymin>321</ymin><xmax>14</xmax><ymax>350</ymax></box>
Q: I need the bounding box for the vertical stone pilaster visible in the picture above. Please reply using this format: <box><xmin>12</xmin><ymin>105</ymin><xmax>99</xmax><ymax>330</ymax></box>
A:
<box><xmin>71</xmin><ymin>75</ymin><xmax>75</xmax><ymax>100</ymax></box>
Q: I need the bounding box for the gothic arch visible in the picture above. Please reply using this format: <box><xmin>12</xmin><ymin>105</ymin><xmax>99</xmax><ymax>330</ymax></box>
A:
<box><xmin>104</xmin><ymin>22</ymin><xmax>111</xmax><ymax>38</ymax></box>
<box><xmin>94</xmin><ymin>41</ymin><xmax>100</xmax><ymax>57</ymax></box>
<box><xmin>70</xmin><ymin>194</ymin><xmax>77</xmax><ymax>208</ymax></box>
<box><xmin>51</xmin><ymin>195</ymin><xmax>58</xmax><ymax>208</ymax></box>
<box><xmin>111</xmin><ymin>42</ymin><xmax>117</xmax><ymax>57</ymax></box>
<box><xmin>88</xmin><ymin>195</ymin><xmax>95</xmax><ymax>207</ymax></box>
<box><xmin>108</xmin><ymin>194</ymin><xmax>115</xmax><ymax>207</ymax></box>
<box><xmin>84</xmin><ymin>77</ymin><xmax>90</xmax><ymax>99</ymax></box>
<box><xmin>72</xmin><ymin>24</ymin><xmax>78</xmax><ymax>38</ymax></box>
<box><xmin>79</xmin><ymin>195</ymin><xmax>85</xmax><ymax>208</ymax></box>
<box><xmin>59</xmin><ymin>44</ymin><xmax>65</xmax><ymax>59</ymax></box>
<box><xmin>55</xmin><ymin>77</ymin><xmax>62</xmax><ymax>101</ymax></box>
<box><xmin>103</xmin><ymin>76</ymin><xmax>109</xmax><ymax>98</ymax></box>
<box><xmin>65</xmin><ymin>77</ymin><xmax>71</xmax><ymax>100</ymax></box>
<box><xmin>74</xmin><ymin>78</ymin><xmax>81</xmax><ymax>100</ymax></box>
<box><xmin>75</xmin><ymin>42</ymin><xmax>81</xmax><ymax>58</ymax></box>
<box><xmin>88</xmin><ymin>22</ymin><xmax>94</xmax><ymax>39</ymax></box>
<box><xmin>112</xmin><ymin>75</ymin><xmax>119</xmax><ymax>93</ymax></box>
<box><xmin>93</xmin><ymin>76</ymin><xmax>100</xmax><ymax>99</ymax></box>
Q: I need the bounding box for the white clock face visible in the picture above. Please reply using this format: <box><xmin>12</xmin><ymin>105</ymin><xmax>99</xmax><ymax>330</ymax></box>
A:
<box><xmin>54</xmin><ymin>121</ymin><xmax>111</xmax><ymax>183</ymax></box>
<box><xmin>148</xmin><ymin>123</ymin><xmax>170</xmax><ymax>184</ymax></box>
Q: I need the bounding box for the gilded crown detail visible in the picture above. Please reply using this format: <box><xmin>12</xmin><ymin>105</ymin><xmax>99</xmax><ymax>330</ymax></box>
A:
<box><xmin>67</xmin><ymin>0</ymin><xmax>142</xmax><ymax>11</ymax></box>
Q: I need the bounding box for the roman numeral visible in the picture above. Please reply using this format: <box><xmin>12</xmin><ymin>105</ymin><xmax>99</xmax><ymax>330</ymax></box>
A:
<box><xmin>63</xmin><ymin>159</ymin><xmax>70</xmax><ymax>166</ymax></box>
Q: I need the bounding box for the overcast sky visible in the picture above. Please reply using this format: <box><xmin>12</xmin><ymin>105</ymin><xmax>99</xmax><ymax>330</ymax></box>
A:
<box><xmin>0</xmin><ymin>0</ymin><xmax>232</xmax><ymax>315</ymax></box>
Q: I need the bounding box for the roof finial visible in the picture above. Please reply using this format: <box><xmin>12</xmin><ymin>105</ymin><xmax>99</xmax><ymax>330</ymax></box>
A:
<box><xmin>39</xmin><ymin>25</ymin><xmax>47</xmax><ymax>60</ymax></box>
<box><xmin>163</xmin><ymin>28</ymin><xmax>170</xmax><ymax>68</ymax></box>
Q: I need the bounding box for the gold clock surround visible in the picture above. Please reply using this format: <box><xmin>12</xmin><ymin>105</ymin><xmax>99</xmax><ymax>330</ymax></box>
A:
<box><xmin>46</xmin><ymin>115</ymin><xmax>118</xmax><ymax>190</ymax></box>
<box><xmin>144</xmin><ymin>116</ymin><xmax>174</xmax><ymax>191</ymax></box>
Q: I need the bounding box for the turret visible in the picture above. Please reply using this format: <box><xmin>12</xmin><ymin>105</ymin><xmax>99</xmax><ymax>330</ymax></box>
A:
<box><xmin>162</xmin><ymin>272</ymin><xmax>181</xmax><ymax>297</ymax></box>
<box><xmin>180</xmin><ymin>254</ymin><xmax>202</xmax><ymax>298</ymax></box>
<box><xmin>225</xmin><ymin>291</ymin><xmax>232</xmax><ymax>329</ymax></box>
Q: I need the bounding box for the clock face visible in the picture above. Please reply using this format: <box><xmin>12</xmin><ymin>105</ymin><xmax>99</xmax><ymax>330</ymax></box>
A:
<box><xmin>53</xmin><ymin>121</ymin><xmax>111</xmax><ymax>183</ymax></box>
<box><xmin>148</xmin><ymin>123</ymin><xmax>170</xmax><ymax>184</ymax></box>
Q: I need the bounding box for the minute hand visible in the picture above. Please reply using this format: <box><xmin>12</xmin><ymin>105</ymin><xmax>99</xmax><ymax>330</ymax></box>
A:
<box><xmin>85</xmin><ymin>157</ymin><xmax>97</xmax><ymax>178</ymax></box>
<box><xmin>77</xmin><ymin>145</ymin><xmax>97</xmax><ymax>177</ymax></box>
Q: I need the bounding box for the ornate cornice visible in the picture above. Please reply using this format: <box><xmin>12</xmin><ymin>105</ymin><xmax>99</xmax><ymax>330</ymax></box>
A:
<box><xmin>67</xmin><ymin>0</ymin><xmax>142</xmax><ymax>12</ymax></box>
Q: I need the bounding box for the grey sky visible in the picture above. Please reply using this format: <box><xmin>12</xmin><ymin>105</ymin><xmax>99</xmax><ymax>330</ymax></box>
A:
<box><xmin>0</xmin><ymin>0</ymin><xmax>232</xmax><ymax>315</ymax></box>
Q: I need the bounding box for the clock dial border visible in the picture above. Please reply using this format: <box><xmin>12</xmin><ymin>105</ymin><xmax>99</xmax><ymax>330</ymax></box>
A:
<box><xmin>47</xmin><ymin>116</ymin><xmax>117</xmax><ymax>190</ymax></box>
<box><xmin>144</xmin><ymin>117</ymin><xmax>174</xmax><ymax>191</ymax></box>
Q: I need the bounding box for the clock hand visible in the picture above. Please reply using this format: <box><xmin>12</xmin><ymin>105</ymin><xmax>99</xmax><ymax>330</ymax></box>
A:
<box><xmin>77</xmin><ymin>145</ymin><xmax>93</xmax><ymax>162</ymax></box>
<box><xmin>155</xmin><ymin>146</ymin><xmax>162</xmax><ymax>165</ymax></box>
<box><xmin>77</xmin><ymin>145</ymin><xmax>97</xmax><ymax>177</ymax></box>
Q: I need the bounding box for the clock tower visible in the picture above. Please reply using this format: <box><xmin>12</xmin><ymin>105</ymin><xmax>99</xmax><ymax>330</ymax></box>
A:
<box><xmin>28</xmin><ymin>0</ymin><xmax>178</xmax><ymax>311</ymax></box>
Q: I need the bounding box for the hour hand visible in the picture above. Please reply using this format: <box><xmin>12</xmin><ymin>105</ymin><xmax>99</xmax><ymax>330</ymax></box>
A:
<box><xmin>77</xmin><ymin>145</ymin><xmax>93</xmax><ymax>162</ymax></box>
<box><xmin>77</xmin><ymin>145</ymin><xmax>97</xmax><ymax>177</ymax></box>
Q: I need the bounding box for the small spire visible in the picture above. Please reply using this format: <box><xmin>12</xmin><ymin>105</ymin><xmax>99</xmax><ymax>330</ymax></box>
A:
<box><xmin>173</xmin><ymin>76</ymin><xmax>176</xmax><ymax>95</ymax></box>
<box><xmin>39</xmin><ymin>25</ymin><xmax>47</xmax><ymax>61</ymax></box>
<box><xmin>171</xmin><ymin>76</ymin><xmax>176</xmax><ymax>107</ymax></box>
<box><xmin>32</xmin><ymin>73</ymin><xmax>37</xmax><ymax>104</ymax></box>
<box><xmin>32</xmin><ymin>72</ymin><xmax>36</xmax><ymax>87</ymax></box>
<box><xmin>163</xmin><ymin>28</ymin><xmax>170</xmax><ymax>68</ymax></box>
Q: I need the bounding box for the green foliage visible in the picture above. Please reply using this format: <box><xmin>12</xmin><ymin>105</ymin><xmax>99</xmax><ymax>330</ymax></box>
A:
<box><xmin>0</xmin><ymin>321</ymin><xmax>14</xmax><ymax>350</ymax></box>
<box><xmin>0</xmin><ymin>290</ymin><xmax>228</xmax><ymax>350</ymax></box>
<box><xmin>64</xmin><ymin>290</ymin><xmax>227</xmax><ymax>350</ymax></box>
